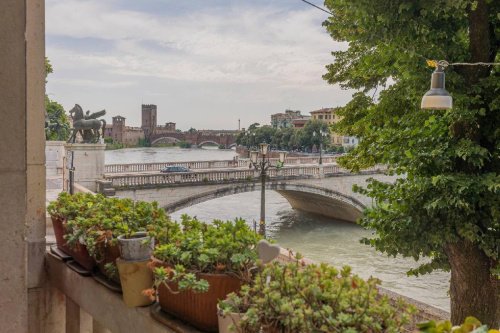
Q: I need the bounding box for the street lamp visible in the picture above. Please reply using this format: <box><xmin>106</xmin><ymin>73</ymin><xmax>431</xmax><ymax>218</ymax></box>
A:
<box><xmin>250</xmin><ymin>143</ymin><xmax>287</xmax><ymax>236</ymax></box>
<box><xmin>421</xmin><ymin>63</ymin><xmax>453</xmax><ymax>110</ymax></box>
<box><xmin>313</xmin><ymin>130</ymin><xmax>328</xmax><ymax>165</ymax></box>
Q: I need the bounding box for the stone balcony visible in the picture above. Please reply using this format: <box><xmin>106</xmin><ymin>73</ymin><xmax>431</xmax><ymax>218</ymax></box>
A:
<box><xmin>45</xmin><ymin>253</ymin><xmax>202</xmax><ymax>333</ymax></box>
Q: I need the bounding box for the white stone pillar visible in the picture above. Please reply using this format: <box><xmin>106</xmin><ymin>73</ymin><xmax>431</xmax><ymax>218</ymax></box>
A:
<box><xmin>0</xmin><ymin>0</ymin><xmax>46</xmax><ymax>332</ymax></box>
<box><xmin>64</xmin><ymin>143</ymin><xmax>106</xmax><ymax>192</ymax></box>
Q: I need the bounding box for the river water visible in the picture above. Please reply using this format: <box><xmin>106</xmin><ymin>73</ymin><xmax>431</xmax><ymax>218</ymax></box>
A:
<box><xmin>106</xmin><ymin>147</ymin><xmax>450</xmax><ymax>311</ymax></box>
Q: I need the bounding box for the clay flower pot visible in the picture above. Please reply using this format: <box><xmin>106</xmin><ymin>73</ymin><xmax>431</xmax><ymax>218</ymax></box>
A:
<box><xmin>158</xmin><ymin>272</ymin><xmax>242</xmax><ymax>332</ymax></box>
<box><xmin>51</xmin><ymin>216</ymin><xmax>95</xmax><ymax>271</ymax></box>
<box><xmin>117</xmin><ymin>232</ymin><xmax>154</xmax><ymax>261</ymax></box>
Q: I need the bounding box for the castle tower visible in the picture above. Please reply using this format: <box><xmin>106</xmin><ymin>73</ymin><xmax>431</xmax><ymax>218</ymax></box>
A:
<box><xmin>141</xmin><ymin>104</ymin><xmax>157</xmax><ymax>140</ymax></box>
<box><xmin>112</xmin><ymin>115</ymin><xmax>126</xmax><ymax>143</ymax></box>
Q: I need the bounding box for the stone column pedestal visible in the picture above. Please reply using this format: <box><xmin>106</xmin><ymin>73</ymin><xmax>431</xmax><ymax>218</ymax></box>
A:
<box><xmin>64</xmin><ymin>143</ymin><xmax>106</xmax><ymax>192</ymax></box>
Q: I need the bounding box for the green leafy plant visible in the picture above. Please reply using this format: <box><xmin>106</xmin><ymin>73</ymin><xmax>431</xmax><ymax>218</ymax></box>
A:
<box><xmin>149</xmin><ymin>215</ymin><xmax>261</xmax><ymax>296</ymax></box>
<box><xmin>418</xmin><ymin>316</ymin><xmax>500</xmax><ymax>333</ymax></box>
<box><xmin>47</xmin><ymin>192</ymin><xmax>179</xmax><ymax>267</ymax></box>
<box><xmin>238</xmin><ymin>258</ymin><xmax>416</xmax><ymax>333</ymax></box>
<box><xmin>104</xmin><ymin>262</ymin><xmax>118</xmax><ymax>280</ymax></box>
<box><xmin>219</xmin><ymin>291</ymin><xmax>251</xmax><ymax>315</ymax></box>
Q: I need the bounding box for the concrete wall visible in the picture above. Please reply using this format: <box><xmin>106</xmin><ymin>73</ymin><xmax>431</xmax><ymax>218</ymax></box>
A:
<box><xmin>46</xmin><ymin>141</ymin><xmax>66</xmax><ymax>176</ymax></box>
<box><xmin>0</xmin><ymin>0</ymin><xmax>46</xmax><ymax>331</ymax></box>
<box><xmin>65</xmin><ymin>143</ymin><xmax>106</xmax><ymax>192</ymax></box>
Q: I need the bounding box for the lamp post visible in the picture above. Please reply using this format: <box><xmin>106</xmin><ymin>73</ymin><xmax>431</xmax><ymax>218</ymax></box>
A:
<box><xmin>250</xmin><ymin>144</ymin><xmax>287</xmax><ymax>236</ymax></box>
<box><xmin>313</xmin><ymin>130</ymin><xmax>328</xmax><ymax>165</ymax></box>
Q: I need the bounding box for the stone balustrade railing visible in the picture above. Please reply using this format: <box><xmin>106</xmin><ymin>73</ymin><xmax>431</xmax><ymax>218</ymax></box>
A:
<box><xmin>105</xmin><ymin>160</ymin><xmax>238</xmax><ymax>173</ymax></box>
<box><xmin>105</xmin><ymin>156</ymin><xmax>340</xmax><ymax>174</ymax></box>
<box><xmin>106</xmin><ymin>164</ymin><xmax>386</xmax><ymax>189</ymax></box>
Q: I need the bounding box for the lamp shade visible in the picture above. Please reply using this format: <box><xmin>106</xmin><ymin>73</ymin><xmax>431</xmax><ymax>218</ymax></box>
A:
<box><xmin>421</xmin><ymin>66</ymin><xmax>452</xmax><ymax>110</ymax></box>
<box><xmin>259</xmin><ymin>143</ymin><xmax>269</xmax><ymax>155</ymax></box>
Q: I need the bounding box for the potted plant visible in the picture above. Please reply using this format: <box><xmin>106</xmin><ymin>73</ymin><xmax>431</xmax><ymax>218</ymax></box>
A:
<box><xmin>148</xmin><ymin>215</ymin><xmax>261</xmax><ymax>332</ymax></box>
<box><xmin>115</xmin><ymin>200</ymin><xmax>168</xmax><ymax>261</ymax></box>
<box><xmin>217</xmin><ymin>290</ymin><xmax>250</xmax><ymax>333</ymax></box>
<box><xmin>81</xmin><ymin>198</ymin><xmax>177</xmax><ymax>282</ymax></box>
<box><xmin>47</xmin><ymin>192</ymin><xmax>103</xmax><ymax>270</ymax></box>
<box><xmin>238</xmin><ymin>256</ymin><xmax>416</xmax><ymax>333</ymax></box>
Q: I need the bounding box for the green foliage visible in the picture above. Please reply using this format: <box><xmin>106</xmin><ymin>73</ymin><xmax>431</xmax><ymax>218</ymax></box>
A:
<box><xmin>178</xmin><ymin>140</ymin><xmax>191</xmax><ymax>148</ymax></box>
<box><xmin>104</xmin><ymin>263</ymin><xmax>118</xmax><ymax>280</ymax></box>
<box><xmin>238</xmin><ymin>259</ymin><xmax>415</xmax><ymax>332</ymax></box>
<box><xmin>47</xmin><ymin>192</ymin><xmax>178</xmax><ymax>260</ymax></box>
<box><xmin>418</xmin><ymin>316</ymin><xmax>500</xmax><ymax>333</ymax></box>
<box><xmin>219</xmin><ymin>291</ymin><xmax>250</xmax><ymax>314</ymax></box>
<box><xmin>152</xmin><ymin>215</ymin><xmax>261</xmax><ymax>294</ymax></box>
<box><xmin>237</xmin><ymin>120</ymin><xmax>331</xmax><ymax>151</ymax></box>
<box><xmin>45</xmin><ymin>96</ymin><xmax>71</xmax><ymax>141</ymax></box>
<box><xmin>322</xmin><ymin>0</ymin><xmax>500</xmax><ymax>281</ymax></box>
<box><xmin>300</xmin><ymin>119</ymin><xmax>331</xmax><ymax>149</ymax></box>
<box><xmin>44</xmin><ymin>58</ymin><xmax>71</xmax><ymax>141</ymax></box>
<box><xmin>138</xmin><ymin>138</ymin><xmax>150</xmax><ymax>147</ymax></box>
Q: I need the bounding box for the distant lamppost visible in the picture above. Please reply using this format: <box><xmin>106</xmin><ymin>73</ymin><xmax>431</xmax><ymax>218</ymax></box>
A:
<box><xmin>313</xmin><ymin>130</ymin><xmax>328</xmax><ymax>165</ymax></box>
<box><xmin>250</xmin><ymin>143</ymin><xmax>287</xmax><ymax>236</ymax></box>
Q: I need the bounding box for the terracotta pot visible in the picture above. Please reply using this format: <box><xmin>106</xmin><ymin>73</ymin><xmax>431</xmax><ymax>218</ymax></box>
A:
<box><xmin>217</xmin><ymin>305</ymin><xmax>243</xmax><ymax>333</ymax></box>
<box><xmin>51</xmin><ymin>216</ymin><xmax>71</xmax><ymax>253</ymax></box>
<box><xmin>51</xmin><ymin>216</ymin><xmax>95</xmax><ymax>271</ymax></box>
<box><xmin>116</xmin><ymin>258</ymin><xmax>153</xmax><ymax>307</ymax></box>
<box><xmin>96</xmin><ymin>242</ymin><xmax>121</xmax><ymax>283</ymax></box>
<box><xmin>158</xmin><ymin>271</ymin><xmax>242</xmax><ymax>332</ymax></box>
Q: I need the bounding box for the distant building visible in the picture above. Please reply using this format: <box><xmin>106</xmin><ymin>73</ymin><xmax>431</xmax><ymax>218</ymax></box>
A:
<box><xmin>271</xmin><ymin>110</ymin><xmax>309</xmax><ymax>128</ymax></box>
<box><xmin>104</xmin><ymin>104</ymin><xmax>175</xmax><ymax>146</ymax></box>
<box><xmin>291</xmin><ymin>118</ymin><xmax>308</xmax><ymax>128</ymax></box>
<box><xmin>104</xmin><ymin>115</ymin><xmax>145</xmax><ymax>146</ymax></box>
<box><xmin>310</xmin><ymin>107</ymin><xmax>358</xmax><ymax>147</ymax></box>
<box><xmin>141</xmin><ymin>104</ymin><xmax>157</xmax><ymax>140</ymax></box>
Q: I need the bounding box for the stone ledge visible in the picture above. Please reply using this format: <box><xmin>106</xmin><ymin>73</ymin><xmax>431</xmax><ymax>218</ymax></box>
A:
<box><xmin>46</xmin><ymin>253</ymin><xmax>203</xmax><ymax>333</ymax></box>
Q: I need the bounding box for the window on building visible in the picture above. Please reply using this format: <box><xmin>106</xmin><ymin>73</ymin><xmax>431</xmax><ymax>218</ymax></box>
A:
<box><xmin>319</xmin><ymin>115</ymin><xmax>323</xmax><ymax>119</ymax></box>
<box><xmin>344</xmin><ymin>138</ymin><xmax>350</xmax><ymax>143</ymax></box>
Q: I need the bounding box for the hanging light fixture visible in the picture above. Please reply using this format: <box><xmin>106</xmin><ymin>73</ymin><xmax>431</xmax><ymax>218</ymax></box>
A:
<box><xmin>421</xmin><ymin>63</ymin><xmax>453</xmax><ymax>110</ymax></box>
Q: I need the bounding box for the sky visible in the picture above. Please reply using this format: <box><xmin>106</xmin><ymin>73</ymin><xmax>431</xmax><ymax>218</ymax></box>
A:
<box><xmin>46</xmin><ymin>0</ymin><xmax>354</xmax><ymax>130</ymax></box>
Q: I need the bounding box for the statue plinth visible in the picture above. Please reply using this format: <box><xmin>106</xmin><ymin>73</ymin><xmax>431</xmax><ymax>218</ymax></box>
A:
<box><xmin>64</xmin><ymin>143</ymin><xmax>106</xmax><ymax>192</ymax></box>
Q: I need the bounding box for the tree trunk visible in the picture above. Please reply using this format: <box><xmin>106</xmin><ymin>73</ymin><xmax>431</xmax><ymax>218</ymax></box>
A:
<box><xmin>446</xmin><ymin>241</ymin><xmax>500</xmax><ymax>327</ymax></box>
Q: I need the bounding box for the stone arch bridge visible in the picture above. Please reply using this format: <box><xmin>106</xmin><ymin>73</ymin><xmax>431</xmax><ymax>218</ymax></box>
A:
<box><xmin>150</xmin><ymin>131</ymin><xmax>238</xmax><ymax>148</ymax></box>
<box><xmin>106</xmin><ymin>166</ymin><xmax>394</xmax><ymax>222</ymax></box>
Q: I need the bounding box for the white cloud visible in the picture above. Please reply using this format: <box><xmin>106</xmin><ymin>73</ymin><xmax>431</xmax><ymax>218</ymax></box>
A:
<box><xmin>45</xmin><ymin>0</ymin><xmax>353</xmax><ymax>128</ymax></box>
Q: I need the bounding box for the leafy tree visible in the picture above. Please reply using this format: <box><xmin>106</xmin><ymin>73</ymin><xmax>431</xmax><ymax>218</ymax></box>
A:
<box><xmin>45</xmin><ymin>58</ymin><xmax>71</xmax><ymax>141</ymax></box>
<box><xmin>45</xmin><ymin>96</ymin><xmax>71</xmax><ymax>141</ymax></box>
<box><xmin>323</xmin><ymin>0</ymin><xmax>499</xmax><ymax>325</ymax></box>
<box><xmin>247</xmin><ymin>122</ymin><xmax>260</xmax><ymax>131</ymax></box>
<box><xmin>301</xmin><ymin>119</ymin><xmax>330</xmax><ymax>150</ymax></box>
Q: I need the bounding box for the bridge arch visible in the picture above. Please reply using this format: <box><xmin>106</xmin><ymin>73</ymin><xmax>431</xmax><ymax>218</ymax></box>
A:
<box><xmin>198</xmin><ymin>141</ymin><xmax>220</xmax><ymax>147</ymax></box>
<box><xmin>163</xmin><ymin>182</ymin><xmax>365</xmax><ymax>223</ymax></box>
<box><xmin>151</xmin><ymin>137</ymin><xmax>181</xmax><ymax>146</ymax></box>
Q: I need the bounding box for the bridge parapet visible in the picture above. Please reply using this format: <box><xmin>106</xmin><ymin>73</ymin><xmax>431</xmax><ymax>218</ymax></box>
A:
<box><xmin>106</xmin><ymin>164</ymin><xmax>385</xmax><ymax>189</ymax></box>
<box><xmin>105</xmin><ymin>156</ymin><xmax>341</xmax><ymax>174</ymax></box>
<box><xmin>105</xmin><ymin>160</ymin><xmax>238</xmax><ymax>173</ymax></box>
<box><xmin>237</xmin><ymin>155</ymin><xmax>338</xmax><ymax>167</ymax></box>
